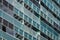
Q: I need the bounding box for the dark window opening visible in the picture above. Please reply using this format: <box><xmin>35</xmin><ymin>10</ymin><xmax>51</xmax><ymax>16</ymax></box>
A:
<box><xmin>9</xmin><ymin>23</ymin><xmax>13</xmax><ymax>29</ymax></box>
<box><xmin>14</xmin><ymin>14</ymin><xmax>19</xmax><ymax>19</ymax></box>
<box><xmin>2</xmin><ymin>25</ymin><xmax>6</xmax><ymax>32</ymax></box>
<box><xmin>3</xmin><ymin>19</ymin><xmax>8</xmax><ymax>26</ymax></box>
<box><xmin>30</xmin><ymin>0</ymin><xmax>40</xmax><ymax>8</ymax></box>
<box><xmin>0</xmin><ymin>17</ymin><xmax>2</xmax><ymax>23</ymax></box>
<box><xmin>17</xmin><ymin>0</ymin><xmax>23</xmax><ymax>4</ymax></box>
<box><xmin>40</xmin><ymin>32</ymin><xmax>53</xmax><ymax>40</ymax></box>
<box><xmin>24</xmin><ymin>38</ymin><xmax>28</xmax><ymax>40</ymax></box>
<box><xmin>41</xmin><ymin>1</ymin><xmax>60</xmax><ymax>21</ymax></box>
<box><xmin>34</xmin><ymin>11</ymin><xmax>39</xmax><ymax>17</ymax></box>
<box><xmin>40</xmin><ymin>16</ymin><xmax>60</xmax><ymax>33</ymax></box>
<box><xmin>0</xmin><ymin>24</ymin><xmax>2</xmax><ymax>29</ymax></box>
<box><xmin>15</xmin><ymin>33</ymin><xmax>23</xmax><ymax>40</ymax></box>
<box><xmin>9</xmin><ymin>4</ymin><xmax>13</xmax><ymax>10</ymax></box>
<box><xmin>32</xmin><ymin>26</ymin><xmax>39</xmax><ymax>32</ymax></box>
<box><xmin>3</xmin><ymin>0</ymin><xmax>8</xmax><ymax>7</ymax></box>
<box><xmin>0</xmin><ymin>0</ymin><xmax>2</xmax><ymax>3</ymax></box>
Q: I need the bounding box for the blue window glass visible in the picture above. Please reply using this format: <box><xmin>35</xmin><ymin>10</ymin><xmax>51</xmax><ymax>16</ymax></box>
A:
<box><xmin>19</xmin><ymin>29</ymin><xmax>23</xmax><ymax>35</ymax></box>
<box><xmin>14</xmin><ymin>26</ymin><xmax>18</xmax><ymax>33</ymax></box>
<box><xmin>28</xmin><ymin>18</ymin><xmax>32</xmax><ymax>24</ymax></box>
<box><xmin>24</xmin><ymin>32</ymin><xmax>28</xmax><ymax>38</ymax></box>
<box><xmin>13</xmin><ymin>8</ymin><xmax>18</xmax><ymax>14</ymax></box>
<box><xmin>28</xmin><ymin>35</ymin><xmax>32</xmax><ymax>40</ymax></box>
<box><xmin>19</xmin><ymin>11</ymin><xmax>23</xmax><ymax>18</ymax></box>
<box><xmin>33</xmin><ymin>37</ymin><xmax>37</xmax><ymax>40</ymax></box>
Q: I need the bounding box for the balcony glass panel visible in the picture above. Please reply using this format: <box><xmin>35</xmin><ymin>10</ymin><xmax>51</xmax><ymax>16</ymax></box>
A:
<box><xmin>24</xmin><ymin>0</ymin><xmax>29</xmax><ymax>4</ymax></box>
<box><xmin>14</xmin><ymin>19</ymin><xmax>21</xmax><ymax>28</ymax></box>
<box><xmin>28</xmin><ymin>35</ymin><xmax>32</xmax><ymax>40</ymax></box>
<box><xmin>13</xmin><ymin>8</ymin><xmax>18</xmax><ymax>14</ymax></box>
<box><xmin>14</xmin><ymin>26</ymin><xmax>18</xmax><ymax>33</ymax></box>
<box><xmin>28</xmin><ymin>18</ymin><xmax>32</xmax><ymax>24</ymax></box>
<box><xmin>33</xmin><ymin>21</ymin><xmax>36</xmax><ymax>27</ymax></box>
<box><xmin>2</xmin><ymin>12</ymin><xmax>13</xmax><ymax>24</ymax></box>
<box><xmin>6</xmin><ymin>27</ymin><xmax>14</xmax><ymax>35</ymax></box>
<box><xmin>19</xmin><ymin>29</ymin><xmax>23</xmax><ymax>35</ymax></box>
<box><xmin>0</xmin><ymin>11</ymin><xmax>2</xmax><ymax>17</ymax></box>
<box><xmin>29</xmin><ymin>1</ymin><xmax>32</xmax><ymax>7</ymax></box>
<box><xmin>33</xmin><ymin>37</ymin><xmax>37</xmax><ymax>40</ymax></box>
<box><xmin>37</xmin><ymin>24</ymin><xmax>39</xmax><ymax>29</ymax></box>
<box><xmin>33</xmin><ymin>4</ymin><xmax>36</xmax><ymax>12</ymax></box>
<box><xmin>19</xmin><ymin>11</ymin><xmax>23</xmax><ymax>18</ymax></box>
<box><xmin>24</xmin><ymin>15</ymin><xmax>28</xmax><ymax>21</ymax></box>
<box><xmin>24</xmin><ymin>32</ymin><xmax>28</xmax><ymax>38</ymax></box>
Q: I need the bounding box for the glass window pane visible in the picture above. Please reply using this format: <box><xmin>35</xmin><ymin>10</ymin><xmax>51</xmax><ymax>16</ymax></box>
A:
<box><xmin>9</xmin><ymin>23</ymin><xmax>13</xmax><ymax>29</ymax></box>
<box><xmin>3</xmin><ymin>19</ymin><xmax>8</xmax><ymax>26</ymax></box>
<box><xmin>24</xmin><ymin>32</ymin><xmax>28</xmax><ymax>38</ymax></box>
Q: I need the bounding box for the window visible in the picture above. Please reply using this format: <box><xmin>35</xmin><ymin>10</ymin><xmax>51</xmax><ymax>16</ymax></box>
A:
<box><xmin>9</xmin><ymin>23</ymin><xmax>13</xmax><ymax>29</ymax></box>
<box><xmin>33</xmin><ymin>21</ymin><xmax>36</xmax><ymax>27</ymax></box>
<box><xmin>15</xmin><ymin>33</ymin><xmax>22</xmax><ymax>40</ymax></box>
<box><xmin>24</xmin><ymin>15</ymin><xmax>28</xmax><ymax>21</ymax></box>
<box><xmin>3</xmin><ymin>19</ymin><xmax>8</xmax><ymax>26</ymax></box>
<box><xmin>14</xmin><ymin>14</ymin><xmax>19</xmax><ymax>20</ymax></box>
<box><xmin>0</xmin><ymin>0</ymin><xmax>2</xmax><ymax>3</ymax></box>
<box><xmin>0</xmin><ymin>37</ymin><xmax>2</xmax><ymax>40</ymax></box>
<box><xmin>19</xmin><ymin>11</ymin><xmax>23</xmax><ymax>18</ymax></box>
<box><xmin>41</xmin><ymin>11</ymin><xmax>43</xmax><ymax>16</ymax></box>
<box><xmin>0</xmin><ymin>17</ymin><xmax>2</xmax><ymax>23</ymax></box>
<box><xmin>44</xmin><ymin>28</ymin><xmax>46</xmax><ymax>34</ymax></box>
<box><xmin>28</xmin><ymin>18</ymin><xmax>32</xmax><ymax>24</ymax></box>
<box><xmin>29</xmin><ymin>35</ymin><xmax>32</xmax><ymax>40</ymax></box>
<box><xmin>3</xmin><ymin>0</ymin><xmax>8</xmax><ymax>7</ymax></box>
<box><xmin>0</xmin><ymin>24</ymin><xmax>2</xmax><ymax>29</ymax></box>
<box><xmin>2</xmin><ymin>25</ymin><xmax>6</xmax><ymax>32</ymax></box>
<box><xmin>37</xmin><ymin>24</ymin><xmax>39</xmax><ymax>29</ymax></box>
<box><xmin>17</xmin><ymin>0</ymin><xmax>20</xmax><ymax>2</ymax></box>
<box><xmin>47</xmin><ymin>31</ymin><xmax>49</xmax><ymax>36</ymax></box>
<box><xmin>13</xmin><ymin>8</ymin><xmax>18</xmax><ymax>14</ymax></box>
<box><xmin>33</xmin><ymin>37</ymin><xmax>37</xmax><ymax>40</ymax></box>
<box><xmin>9</xmin><ymin>4</ymin><xmax>13</xmax><ymax>10</ymax></box>
<box><xmin>43</xmin><ymin>14</ymin><xmax>46</xmax><ymax>18</ymax></box>
<box><xmin>14</xmin><ymin>26</ymin><xmax>18</xmax><ymax>32</ymax></box>
<box><xmin>6</xmin><ymin>27</ymin><xmax>14</xmax><ymax>35</ymax></box>
<box><xmin>24</xmin><ymin>32</ymin><xmax>28</xmax><ymax>38</ymax></box>
<box><xmin>19</xmin><ymin>29</ymin><xmax>23</xmax><ymax>35</ymax></box>
<box><xmin>47</xmin><ymin>17</ymin><xmax>49</xmax><ymax>21</ymax></box>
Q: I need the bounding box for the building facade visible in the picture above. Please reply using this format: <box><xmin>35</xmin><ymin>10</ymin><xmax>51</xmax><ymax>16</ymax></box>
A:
<box><xmin>0</xmin><ymin>0</ymin><xmax>60</xmax><ymax>40</ymax></box>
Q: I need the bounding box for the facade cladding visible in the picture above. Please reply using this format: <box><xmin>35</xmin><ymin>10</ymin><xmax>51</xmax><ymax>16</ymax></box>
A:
<box><xmin>0</xmin><ymin>0</ymin><xmax>60</xmax><ymax>40</ymax></box>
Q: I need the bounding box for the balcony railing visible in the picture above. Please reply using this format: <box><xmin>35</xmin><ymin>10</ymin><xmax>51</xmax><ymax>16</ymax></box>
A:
<box><xmin>40</xmin><ymin>21</ymin><xmax>59</xmax><ymax>40</ymax></box>
<box><xmin>24</xmin><ymin>0</ymin><xmax>40</xmax><ymax>14</ymax></box>
<box><xmin>41</xmin><ymin>6</ymin><xmax>60</xmax><ymax>26</ymax></box>
<box><xmin>0</xmin><ymin>9</ymin><xmax>37</xmax><ymax>38</ymax></box>
<box><xmin>42</xmin><ymin>0</ymin><xmax>60</xmax><ymax>18</ymax></box>
<box><xmin>40</xmin><ymin>35</ymin><xmax>48</xmax><ymax>40</ymax></box>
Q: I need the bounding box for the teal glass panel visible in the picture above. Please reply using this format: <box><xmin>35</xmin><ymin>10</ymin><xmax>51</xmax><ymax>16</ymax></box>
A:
<box><xmin>33</xmin><ymin>37</ymin><xmax>37</xmax><ymax>40</ymax></box>
<box><xmin>13</xmin><ymin>8</ymin><xmax>18</xmax><ymax>14</ymax></box>
<box><xmin>2</xmin><ymin>12</ymin><xmax>14</xmax><ymax>24</ymax></box>
<box><xmin>14</xmin><ymin>26</ymin><xmax>18</xmax><ymax>33</ymax></box>
<box><xmin>29</xmin><ymin>1</ymin><xmax>32</xmax><ymax>7</ymax></box>
<box><xmin>19</xmin><ymin>29</ymin><xmax>23</xmax><ymax>35</ymax></box>
<box><xmin>14</xmin><ymin>19</ymin><xmax>21</xmax><ymax>28</ymax></box>
<box><xmin>24</xmin><ymin>15</ymin><xmax>28</xmax><ymax>21</ymax></box>
<box><xmin>28</xmin><ymin>35</ymin><xmax>32</xmax><ymax>40</ymax></box>
<box><xmin>33</xmin><ymin>21</ymin><xmax>36</xmax><ymax>27</ymax></box>
<box><xmin>37</xmin><ymin>24</ymin><xmax>39</xmax><ymax>29</ymax></box>
<box><xmin>28</xmin><ymin>18</ymin><xmax>32</xmax><ymax>24</ymax></box>
<box><xmin>24</xmin><ymin>32</ymin><xmax>28</xmax><ymax>38</ymax></box>
<box><xmin>19</xmin><ymin>11</ymin><xmax>23</xmax><ymax>18</ymax></box>
<box><xmin>0</xmin><ymin>10</ymin><xmax>2</xmax><ymax>17</ymax></box>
